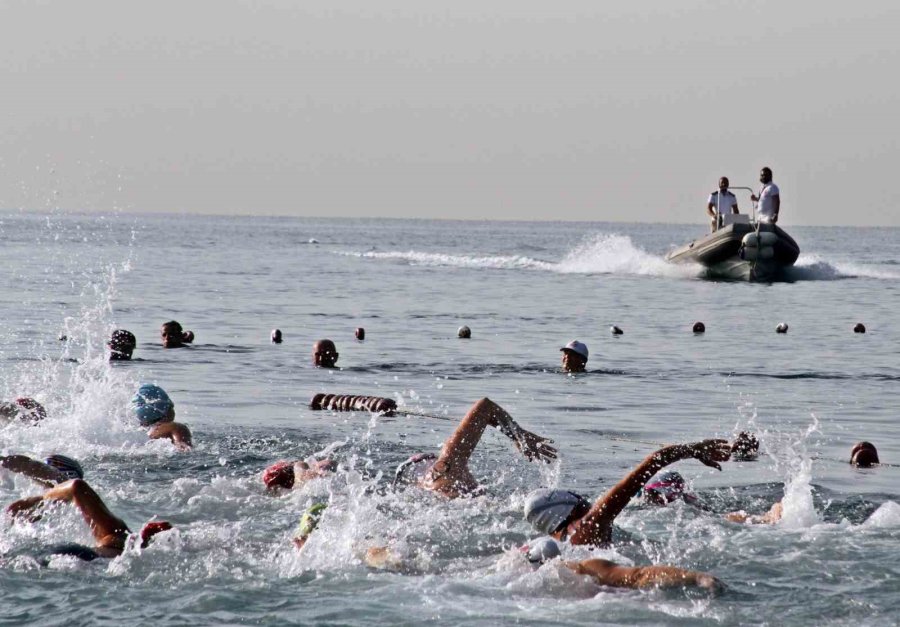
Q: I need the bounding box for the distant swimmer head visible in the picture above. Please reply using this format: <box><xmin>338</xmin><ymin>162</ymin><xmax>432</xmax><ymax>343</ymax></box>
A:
<box><xmin>271</xmin><ymin>329</ymin><xmax>283</xmax><ymax>344</ymax></box>
<box><xmin>44</xmin><ymin>454</ymin><xmax>84</xmax><ymax>481</ymax></box>
<box><xmin>643</xmin><ymin>471</ymin><xmax>688</xmax><ymax>505</ymax></box>
<box><xmin>131</xmin><ymin>384</ymin><xmax>174</xmax><ymax>426</ymax></box>
<box><xmin>392</xmin><ymin>452</ymin><xmax>438</xmax><ymax>488</ymax></box>
<box><xmin>776</xmin><ymin>323</ymin><xmax>789</xmax><ymax>334</ymax></box>
<box><xmin>522</xmin><ymin>537</ymin><xmax>561</xmax><ymax>566</ymax></box>
<box><xmin>457</xmin><ymin>326</ymin><xmax>471</xmax><ymax>339</ymax></box>
<box><xmin>731</xmin><ymin>432</ymin><xmax>760</xmax><ymax>461</ymax></box>
<box><xmin>853</xmin><ymin>323</ymin><xmax>866</xmax><ymax>334</ymax></box>
<box><xmin>139</xmin><ymin>521</ymin><xmax>173</xmax><ymax>548</ymax></box>
<box><xmin>160</xmin><ymin>321</ymin><xmax>184</xmax><ymax>348</ymax></box>
<box><xmin>524</xmin><ymin>489</ymin><xmax>590</xmax><ymax>535</ymax></box>
<box><xmin>850</xmin><ymin>441</ymin><xmax>879</xmax><ymax>468</ymax></box>
<box><xmin>263</xmin><ymin>461</ymin><xmax>295</xmax><ymax>491</ymax></box>
<box><xmin>610</xmin><ymin>325</ymin><xmax>624</xmax><ymax>335</ymax></box>
<box><xmin>560</xmin><ymin>340</ymin><xmax>588</xmax><ymax>373</ymax></box>
<box><xmin>355</xmin><ymin>327</ymin><xmax>365</xmax><ymax>341</ymax></box>
<box><xmin>693</xmin><ymin>321</ymin><xmax>706</xmax><ymax>333</ymax></box>
<box><xmin>312</xmin><ymin>339</ymin><xmax>339</xmax><ymax>368</ymax></box>
<box><xmin>108</xmin><ymin>329</ymin><xmax>136</xmax><ymax>360</ymax></box>
<box><xmin>0</xmin><ymin>398</ymin><xmax>48</xmax><ymax>423</ymax></box>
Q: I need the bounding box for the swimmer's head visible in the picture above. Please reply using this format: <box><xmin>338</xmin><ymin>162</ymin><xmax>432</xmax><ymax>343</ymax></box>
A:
<box><xmin>139</xmin><ymin>521</ymin><xmax>173</xmax><ymax>548</ymax></box>
<box><xmin>643</xmin><ymin>471</ymin><xmax>688</xmax><ymax>505</ymax></box>
<box><xmin>293</xmin><ymin>502</ymin><xmax>327</xmax><ymax>549</ymax></box>
<box><xmin>560</xmin><ymin>340</ymin><xmax>588</xmax><ymax>373</ymax></box>
<box><xmin>131</xmin><ymin>384</ymin><xmax>174</xmax><ymax>426</ymax></box>
<box><xmin>522</xmin><ymin>537</ymin><xmax>561</xmax><ymax>567</ymax></box>
<box><xmin>355</xmin><ymin>327</ymin><xmax>365</xmax><ymax>341</ymax></box>
<box><xmin>312</xmin><ymin>339</ymin><xmax>339</xmax><ymax>368</ymax></box>
<box><xmin>850</xmin><ymin>441</ymin><xmax>879</xmax><ymax>468</ymax></box>
<box><xmin>457</xmin><ymin>326</ymin><xmax>471</xmax><ymax>339</ymax></box>
<box><xmin>108</xmin><ymin>329</ymin><xmax>136</xmax><ymax>360</ymax></box>
<box><xmin>44</xmin><ymin>454</ymin><xmax>84</xmax><ymax>481</ymax></box>
<box><xmin>731</xmin><ymin>432</ymin><xmax>760</xmax><ymax>461</ymax></box>
<box><xmin>271</xmin><ymin>329</ymin><xmax>283</xmax><ymax>344</ymax></box>
<box><xmin>392</xmin><ymin>452</ymin><xmax>437</xmax><ymax>488</ymax></box>
<box><xmin>0</xmin><ymin>398</ymin><xmax>48</xmax><ymax>423</ymax></box>
<box><xmin>161</xmin><ymin>321</ymin><xmax>185</xmax><ymax>348</ymax></box>
<box><xmin>693</xmin><ymin>321</ymin><xmax>706</xmax><ymax>333</ymax></box>
<box><xmin>524</xmin><ymin>489</ymin><xmax>591</xmax><ymax>536</ymax></box>
<box><xmin>263</xmin><ymin>461</ymin><xmax>295</xmax><ymax>491</ymax></box>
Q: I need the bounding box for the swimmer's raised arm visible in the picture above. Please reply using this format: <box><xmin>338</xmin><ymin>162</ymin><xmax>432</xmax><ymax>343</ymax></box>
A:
<box><xmin>568</xmin><ymin>440</ymin><xmax>730</xmax><ymax>545</ymax></box>
<box><xmin>148</xmin><ymin>421</ymin><xmax>193</xmax><ymax>450</ymax></box>
<box><xmin>422</xmin><ymin>398</ymin><xmax>556</xmax><ymax>498</ymax></box>
<box><xmin>0</xmin><ymin>455</ymin><xmax>60</xmax><ymax>488</ymax></box>
<box><xmin>9</xmin><ymin>479</ymin><xmax>131</xmax><ymax>550</ymax></box>
<box><xmin>566</xmin><ymin>558</ymin><xmax>722</xmax><ymax>592</ymax></box>
<box><xmin>437</xmin><ymin>398</ymin><xmax>556</xmax><ymax>468</ymax></box>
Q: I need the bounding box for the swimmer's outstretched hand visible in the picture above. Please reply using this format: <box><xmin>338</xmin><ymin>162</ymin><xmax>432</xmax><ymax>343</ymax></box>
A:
<box><xmin>6</xmin><ymin>495</ymin><xmax>45</xmax><ymax>522</ymax></box>
<box><xmin>687</xmin><ymin>439</ymin><xmax>732</xmax><ymax>471</ymax></box>
<box><xmin>514</xmin><ymin>428</ymin><xmax>557</xmax><ymax>463</ymax></box>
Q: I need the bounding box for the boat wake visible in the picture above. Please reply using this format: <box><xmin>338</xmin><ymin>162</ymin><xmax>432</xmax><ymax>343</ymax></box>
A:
<box><xmin>786</xmin><ymin>254</ymin><xmax>900</xmax><ymax>281</ymax></box>
<box><xmin>340</xmin><ymin>234</ymin><xmax>700</xmax><ymax>278</ymax></box>
<box><xmin>341</xmin><ymin>235</ymin><xmax>900</xmax><ymax>282</ymax></box>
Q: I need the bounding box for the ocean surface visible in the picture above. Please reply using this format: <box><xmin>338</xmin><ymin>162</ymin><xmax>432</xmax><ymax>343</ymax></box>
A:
<box><xmin>1</xmin><ymin>213</ymin><xmax>898</xmax><ymax>626</ymax></box>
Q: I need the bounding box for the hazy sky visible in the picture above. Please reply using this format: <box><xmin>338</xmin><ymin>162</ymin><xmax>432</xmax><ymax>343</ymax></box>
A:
<box><xmin>3</xmin><ymin>0</ymin><xmax>899</xmax><ymax>225</ymax></box>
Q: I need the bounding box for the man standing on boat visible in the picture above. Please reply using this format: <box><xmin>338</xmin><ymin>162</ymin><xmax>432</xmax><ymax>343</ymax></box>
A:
<box><xmin>751</xmin><ymin>167</ymin><xmax>780</xmax><ymax>223</ymax></box>
<box><xmin>706</xmin><ymin>176</ymin><xmax>739</xmax><ymax>231</ymax></box>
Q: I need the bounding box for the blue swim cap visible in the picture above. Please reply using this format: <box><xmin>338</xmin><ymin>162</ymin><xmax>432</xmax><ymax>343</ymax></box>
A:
<box><xmin>131</xmin><ymin>384</ymin><xmax>173</xmax><ymax>426</ymax></box>
<box><xmin>44</xmin><ymin>454</ymin><xmax>84</xmax><ymax>481</ymax></box>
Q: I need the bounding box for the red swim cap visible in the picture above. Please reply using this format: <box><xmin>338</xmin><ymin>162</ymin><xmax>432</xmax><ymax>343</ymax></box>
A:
<box><xmin>263</xmin><ymin>461</ymin><xmax>295</xmax><ymax>490</ymax></box>
<box><xmin>140</xmin><ymin>521</ymin><xmax>173</xmax><ymax>547</ymax></box>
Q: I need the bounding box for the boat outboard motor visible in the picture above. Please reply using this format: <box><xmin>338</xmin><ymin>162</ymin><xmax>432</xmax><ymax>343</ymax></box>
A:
<box><xmin>740</xmin><ymin>231</ymin><xmax>778</xmax><ymax>261</ymax></box>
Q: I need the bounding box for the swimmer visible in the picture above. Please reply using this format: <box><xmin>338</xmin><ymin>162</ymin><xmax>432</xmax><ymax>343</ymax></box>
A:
<box><xmin>291</xmin><ymin>501</ymin><xmax>407</xmax><ymax>570</ymax></box>
<box><xmin>6</xmin><ymin>479</ymin><xmax>172</xmax><ymax>560</ymax></box>
<box><xmin>524</xmin><ymin>538</ymin><xmax>722</xmax><ymax>592</ymax></box>
<box><xmin>850</xmin><ymin>441</ymin><xmax>879</xmax><ymax>468</ymax></box>
<box><xmin>0</xmin><ymin>454</ymin><xmax>84</xmax><ymax>488</ymax></box>
<box><xmin>524</xmin><ymin>439</ymin><xmax>730</xmax><ymax>547</ymax></box>
<box><xmin>457</xmin><ymin>326</ymin><xmax>471</xmax><ymax>339</ymax></box>
<box><xmin>271</xmin><ymin>329</ymin><xmax>283</xmax><ymax>344</ymax></box>
<box><xmin>262</xmin><ymin>458</ymin><xmax>337</xmax><ymax>493</ymax></box>
<box><xmin>396</xmin><ymin>397</ymin><xmax>556</xmax><ymax>499</ymax></box>
<box><xmin>560</xmin><ymin>340</ymin><xmax>588</xmax><ymax>373</ymax></box>
<box><xmin>292</xmin><ymin>501</ymin><xmax>328</xmax><ymax>549</ymax></box>
<box><xmin>640</xmin><ymin>470</ymin><xmax>709</xmax><ymax>511</ymax></box>
<box><xmin>0</xmin><ymin>398</ymin><xmax>47</xmax><ymax>424</ymax></box>
<box><xmin>131</xmin><ymin>384</ymin><xmax>193</xmax><ymax>450</ymax></box>
<box><xmin>161</xmin><ymin>320</ymin><xmax>194</xmax><ymax>348</ymax></box>
<box><xmin>108</xmin><ymin>329</ymin><xmax>136</xmax><ymax>361</ymax></box>
<box><xmin>312</xmin><ymin>339</ymin><xmax>339</xmax><ymax>368</ymax></box>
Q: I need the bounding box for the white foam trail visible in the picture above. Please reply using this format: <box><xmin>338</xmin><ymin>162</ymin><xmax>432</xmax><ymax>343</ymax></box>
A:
<box><xmin>342</xmin><ymin>250</ymin><xmax>555</xmax><ymax>271</ymax></box>
<box><xmin>555</xmin><ymin>234</ymin><xmax>699</xmax><ymax>277</ymax></box>
<box><xmin>789</xmin><ymin>254</ymin><xmax>900</xmax><ymax>281</ymax></box>
<box><xmin>341</xmin><ymin>233</ymin><xmax>701</xmax><ymax>278</ymax></box>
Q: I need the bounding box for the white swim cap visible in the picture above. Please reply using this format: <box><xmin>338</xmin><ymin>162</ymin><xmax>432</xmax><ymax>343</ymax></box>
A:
<box><xmin>523</xmin><ymin>489</ymin><xmax>588</xmax><ymax>535</ymax></box>
<box><xmin>525</xmin><ymin>537</ymin><xmax>561</xmax><ymax>565</ymax></box>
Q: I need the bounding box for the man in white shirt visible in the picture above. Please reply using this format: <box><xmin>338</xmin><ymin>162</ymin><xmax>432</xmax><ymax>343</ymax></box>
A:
<box><xmin>751</xmin><ymin>167</ymin><xmax>780</xmax><ymax>223</ymax></box>
<box><xmin>706</xmin><ymin>176</ymin><xmax>739</xmax><ymax>232</ymax></box>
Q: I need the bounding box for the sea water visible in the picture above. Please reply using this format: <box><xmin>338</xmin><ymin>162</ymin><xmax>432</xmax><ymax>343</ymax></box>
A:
<box><xmin>1</xmin><ymin>213</ymin><xmax>898</xmax><ymax>626</ymax></box>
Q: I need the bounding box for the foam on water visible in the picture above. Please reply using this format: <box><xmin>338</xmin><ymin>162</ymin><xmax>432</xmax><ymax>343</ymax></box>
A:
<box><xmin>341</xmin><ymin>233</ymin><xmax>702</xmax><ymax>278</ymax></box>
